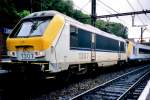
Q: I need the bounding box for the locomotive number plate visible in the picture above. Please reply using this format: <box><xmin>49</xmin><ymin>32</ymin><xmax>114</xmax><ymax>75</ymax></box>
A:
<box><xmin>18</xmin><ymin>52</ymin><xmax>35</xmax><ymax>60</ymax></box>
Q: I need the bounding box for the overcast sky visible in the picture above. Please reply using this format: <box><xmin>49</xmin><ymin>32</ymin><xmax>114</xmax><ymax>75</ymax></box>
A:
<box><xmin>72</xmin><ymin>0</ymin><xmax>150</xmax><ymax>40</ymax></box>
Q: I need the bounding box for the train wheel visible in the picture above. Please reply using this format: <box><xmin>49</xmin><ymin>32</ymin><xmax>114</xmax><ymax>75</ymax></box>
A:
<box><xmin>56</xmin><ymin>70</ymin><xmax>71</xmax><ymax>83</ymax></box>
<box><xmin>87</xmin><ymin>63</ymin><xmax>99</xmax><ymax>77</ymax></box>
<box><xmin>67</xmin><ymin>64</ymin><xmax>88</xmax><ymax>76</ymax></box>
<box><xmin>76</xmin><ymin>64</ymin><xmax>88</xmax><ymax>75</ymax></box>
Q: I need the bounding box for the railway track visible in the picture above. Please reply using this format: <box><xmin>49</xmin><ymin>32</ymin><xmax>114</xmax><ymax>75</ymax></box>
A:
<box><xmin>70</xmin><ymin>65</ymin><xmax>150</xmax><ymax>100</ymax></box>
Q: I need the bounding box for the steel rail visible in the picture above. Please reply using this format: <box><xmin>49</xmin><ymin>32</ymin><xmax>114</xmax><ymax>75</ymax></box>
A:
<box><xmin>117</xmin><ymin>69</ymin><xmax>150</xmax><ymax>100</ymax></box>
<box><xmin>70</xmin><ymin>65</ymin><xmax>150</xmax><ymax>100</ymax></box>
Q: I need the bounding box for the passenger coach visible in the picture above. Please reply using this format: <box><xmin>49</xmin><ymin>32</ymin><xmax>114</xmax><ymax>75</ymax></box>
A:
<box><xmin>4</xmin><ymin>11</ymin><xmax>127</xmax><ymax>77</ymax></box>
<box><xmin>128</xmin><ymin>41</ymin><xmax>150</xmax><ymax>62</ymax></box>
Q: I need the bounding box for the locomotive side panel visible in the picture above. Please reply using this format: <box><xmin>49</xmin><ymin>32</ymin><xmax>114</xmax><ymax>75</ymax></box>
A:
<box><xmin>136</xmin><ymin>44</ymin><xmax>150</xmax><ymax>61</ymax></box>
<box><xmin>127</xmin><ymin>41</ymin><xmax>150</xmax><ymax>61</ymax></box>
<box><xmin>47</xmin><ymin>22</ymin><xmax>70</xmax><ymax>72</ymax></box>
<box><xmin>2</xmin><ymin>11</ymin><xmax>128</xmax><ymax>77</ymax></box>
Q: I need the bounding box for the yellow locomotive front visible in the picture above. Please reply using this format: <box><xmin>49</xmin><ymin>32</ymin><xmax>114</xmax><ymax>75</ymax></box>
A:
<box><xmin>7</xmin><ymin>12</ymin><xmax>64</xmax><ymax>63</ymax></box>
<box><xmin>7</xmin><ymin>17</ymin><xmax>50</xmax><ymax>61</ymax></box>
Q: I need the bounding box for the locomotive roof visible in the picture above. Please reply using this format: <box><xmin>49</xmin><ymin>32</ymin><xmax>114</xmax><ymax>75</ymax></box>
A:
<box><xmin>128</xmin><ymin>41</ymin><xmax>150</xmax><ymax>49</ymax></box>
<box><xmin>136</xmin><ymin>43</ymin><xmax>150</xmax><ymax>49</ymax></box>
<box><xmin>24</xmin><ymin>10</ymin><xmax>126</xmax><ymax>42</ymax></box>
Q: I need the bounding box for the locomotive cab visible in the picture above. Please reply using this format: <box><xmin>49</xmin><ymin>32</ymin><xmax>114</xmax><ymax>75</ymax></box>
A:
<box><xmin>2</xmin><ymin>11</ymin><xmax>130</xmax><ymax>80</ymax></box>
<box><xmin>6</xmin><ymin>11</ymin><xmax>66</xmax><ymax>75</ymax></box>
<box><xmin>8</xmin><ymin>17</ymin><xmax>52</xmax><ymax>61</ymax></box>
<box><xmin>7</xmin><ymin>12</ymin><xmax>64</xmax><ymax>62</ymax></box>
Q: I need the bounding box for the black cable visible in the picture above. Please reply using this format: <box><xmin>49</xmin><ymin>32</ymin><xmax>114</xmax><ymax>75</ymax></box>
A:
<box><xmin>146</xmin><ymin>29</ymin><xmax>150</xmax><ymax>33</ymax></box>
<box><xmin>126</xmin><ymin>0</ymin><xmax>136</xmax><ymax>11</ymax></box>
<box><xmin>73</xmin><ymin>3</ymin><xmax>89</xmax><ymax>14</ymax></box>
<box><xmin>71</xmin><ymin>0</ymin><xmax>90</xmax><ymax>14</ymax></box>
<box><xmin>97</xmin><ymin>0</ymin><xmax>119</xmax><ymax>14</ymax></box>
<box><xmin>96</xmin><ymin>1</ymin><xmax>112</xmax><ymax>15</ymax></box>
<box><xmin>145</xmin><ymin>14</ymin><xmax>150</xmax><ymax>22</ymax></box>
<box><xmin>126</xmin><ymin>0</ymin><xmax>145</xmax><ymax>25</ymax></box>
<box><xmin>137</xmin><ymin>0</ymin><xmax>144</xmax><ymax>9</ymax></box>
<box><xmin>80</xmin><ymin>0</ymin><xmax>91</xmax><ymax>11</ymax></box>
<box><xmin>97</xmin><ymin>1</ymin><xmax>128</xmax><ymax>25</ymax></box>
<box><xmin>137</xmin><ymin>0</ymin><xmax>150</xmax><ymax>23</ymax></box>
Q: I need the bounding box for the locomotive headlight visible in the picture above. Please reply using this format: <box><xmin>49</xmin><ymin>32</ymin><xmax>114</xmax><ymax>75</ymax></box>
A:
<box><xmin>35</xmin><ymin>51</ymin><xmax>45</xmax><ymax>57</ymax></box>
<box><xmin>8</xmin><ymin>51</ymin><xmax>16</xmax><ymax>57</ymax></box>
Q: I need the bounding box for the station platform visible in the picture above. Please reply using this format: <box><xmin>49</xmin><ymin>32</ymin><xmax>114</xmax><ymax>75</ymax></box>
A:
<box><xmin>0</xmin><ymin>58</ymin><xmax>11</xmax><ymax>63</ymax></box>
<box><xmin>138</xmin><ymin>80</ymin><xmax>150</xmax><ymax>100</ymax></box>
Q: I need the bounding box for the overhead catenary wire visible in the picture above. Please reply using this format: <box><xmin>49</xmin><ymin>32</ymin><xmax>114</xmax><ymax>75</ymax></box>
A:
<box><xmin>97</xmin><ymin>0</ymin><xmax>149</xmax><ymax>26</ymax></box>
<box><xmin>80</xmin><ymin>0</ymin><xmax>91</xmax><ymax>11</ymax></box>
<box><xmin>96</xmin><ymin>0</ymin><xmax>150</xmax><ymax>39</ymax></box>
<box><xmin>137</xmin><ymin>0</ymin><xmax>150</xmax><ymax>23</ymax></box>
<box><xmin>96</xmin><ymin>2</ymin><xmax>111</xmax><ymax>32</ymax></box>
<box><xmin>145</xmin><ymin>14</ymin><xmax>150</xmax><ymax>22</ymax></box>
<box><xmin>146</xmin><ymin>29</ymin><xmax>150</xmax><ymax>34</ymax></box>
<box><xmin>126</xmin><ymin>0</ymin><xmax>145</xmax><ymax>25</ymax></box>
<box><xmin>97</xmin><ymin>0</ymin><xmax>119</xmax><ymax>14</ymax></box>
<box><xmin>73</xmin><ymin>3</ymin><xmax>89</xmax><ymax>14</ymax></box>
<box><xmin>97</xmin><ymin>0</ymin><xmax>128</xmax><ymax>25</ymax></box>
<box><xmin>96</xmin><ymin>1</ymin><xmax>114</xmax><ymax>15</ymax></box>
<box><xmin>96</xmin><ymin>1</ymin><xmax>129</xmax><ymax>36</ymax></box>
<box><xmin>73</xmin><ymin>0</ymin><xmax>150</xmax><ymax>28</ymax></box>
<box><xmin>137</xmin><ymin>0</ymin><xmax>144</xmax><ymax>10</ymax></box>
<box><xmin>96</xmin><ymin>1</ymin><xmax>113</xmax><ymax>17</ymax></box>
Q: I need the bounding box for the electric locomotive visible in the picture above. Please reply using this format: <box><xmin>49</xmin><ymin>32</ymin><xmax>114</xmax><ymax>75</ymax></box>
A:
<box><xmin>127</xmin><ymin>41</ymin><xmax>150</xmax><ymax>62</ymax></box>
<box><xmin>3</xmin><ymin>11</ymin><xmax>127</xmax><ymax>78</ymax></box>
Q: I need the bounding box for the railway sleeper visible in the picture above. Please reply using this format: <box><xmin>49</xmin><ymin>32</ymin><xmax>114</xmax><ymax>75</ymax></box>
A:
<box><xmin>133</xmin><ymin>89</ymin><xmax>144</xmax><ymax>93</ymax></box>
<box><xmin>81</xmin><ymin>94</ymin><xmax>105</xmax><ymax>100</ymax></box>
<box><xmin>103</xmin><ymin>87</ymin><xmax>127</xmax><ymax>92</ymax></box>
<box><xmin>97</xmin><ymin>95</ymin><xmax>118</xmax><ymax>100</ymax></box>
<box><xmin>113</xmin><ymin>84</ymin><xmax>132</xmax><ymax>87</ymax></box>
<box><xmin>111</xmin><ymin>85</ymin><xmax>131</xmax><ymax>89</ymax></box>
<box><xmin>121</xmin><ymin>86</ymin><xmax>146</xmax><ymax>99</ymax></box>
<box><xmin>115</xmin><ymin>82</ymin><xmax>134</xmax><ymax>86</ymax></box>
<box><xmin>133</xmin><ymin>92</ymin><xmax>143</xmax><ymax>95</ymax></box>
<box><xmin>96</xmin><ymin>90</ymin><xmax>122</xmax><ymax>96</ymax></box>
<box><xmin>136</xmin><ymin>88</ymin><xmax>144</xmax><ymax>91</ymax></box>
<box><xmin>82</xmin><ymin>94</ymin><xmax>118</xmax><ymax>100</ymax></box>
<box><xmin>126</xmin><ymin>92</ymin><xmax>140</xmax><ymax>99</ymax></box>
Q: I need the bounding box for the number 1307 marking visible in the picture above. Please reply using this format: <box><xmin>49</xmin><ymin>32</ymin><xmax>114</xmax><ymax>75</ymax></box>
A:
<box><xmin>21</xmin><ymin>53</ymin><xmax>34</xmax><ymax>59</ymax></box>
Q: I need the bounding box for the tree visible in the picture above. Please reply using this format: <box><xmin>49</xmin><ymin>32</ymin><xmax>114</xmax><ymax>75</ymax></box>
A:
<box><xmin>95</xmin><ymin>20</ymin><xmax>128</xmax><ymax>38</ymax></box>
<box><xmin>72</xmin><ymin>10</ymin><xmax>91</xmax><ymax>24</ymax></box>
<box><xmin>17</xmin><ymin>10</ymin><xmax>30</xmax><ymax>18</ymax></box>
<box><xmin>0</xmin><ymin>0</ymin><xmax>19</xmax><ymax>27</ymax></box>
<box><xmin>0</xmin><ymin>0</ymin><xmax>128</xmax><ymax>38</ymax></box>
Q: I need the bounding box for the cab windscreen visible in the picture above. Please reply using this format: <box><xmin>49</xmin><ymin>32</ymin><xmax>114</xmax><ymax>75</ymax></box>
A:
<box><xmin>10</xmin><ymin>17</ymin><xmax>53</xmax><ymax>38</ymax></box>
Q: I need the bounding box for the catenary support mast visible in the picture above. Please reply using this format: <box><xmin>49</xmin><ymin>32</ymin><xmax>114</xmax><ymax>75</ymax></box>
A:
<box><xmin>91</xmin><ymin>0</ymin><xmax>96</xmax><ymax>26</ymax></box>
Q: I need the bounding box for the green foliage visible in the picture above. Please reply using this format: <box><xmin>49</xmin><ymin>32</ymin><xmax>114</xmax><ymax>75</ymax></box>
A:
<box><xmin>35</xmin><ymin>0</ymin><xmax>74</xmax><ymax>16</ymax></box>
<box><xmin>108</xmin><ymin>22</ymin><xmax>128</xmax><ymax>38</ymax></box>
<box><xmin>72</xmin><ymin>10</ymin><xmax>91</xmax><ymax>24</ymax></box>
<box><xmin>96</xmin><ymin>20</ymin><xmax>128</xmax><ymax>38</ymax></box>
<box><xmin>17</xmin><ymin>10</ymin><xmax>30</xmax><ymax>18</ymax></box>
<box><xmin>0</xmin><ymin>0</ymin><xmax>19</xmax><ymax>27</ymax></box>
<box><xmin>0</xmin><ymin>0</ymin><xmax>128</xmax><ymax>38</ymax></box>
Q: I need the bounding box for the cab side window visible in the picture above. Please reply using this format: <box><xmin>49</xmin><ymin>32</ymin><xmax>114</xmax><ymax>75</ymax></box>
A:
<box><xmin>70</xmin><ymin>26</ymin><xmax>78</xmax><ymax>48</ymax></box>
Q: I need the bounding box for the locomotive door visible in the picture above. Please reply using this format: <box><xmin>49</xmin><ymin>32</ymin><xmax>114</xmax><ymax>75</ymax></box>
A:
<box><xmin>118</xmin><ymin>41</ymin><xmax>121</xmax><ymax>60</ymax></box>
<box><xmin>91</xmin><ymin>33</ymin><xmax>96</xmax><ymax>61</ymax></box>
